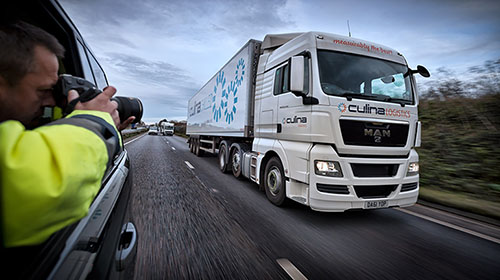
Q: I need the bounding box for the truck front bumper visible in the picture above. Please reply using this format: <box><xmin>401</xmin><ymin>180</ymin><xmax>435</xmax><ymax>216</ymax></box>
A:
<box><xmin>307</xmin><ymin>144</ymin><xmax>419</xmax><ymax>212</ymax></box>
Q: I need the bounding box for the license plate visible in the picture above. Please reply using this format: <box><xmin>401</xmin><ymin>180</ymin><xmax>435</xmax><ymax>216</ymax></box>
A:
<box><xmin>364</xmin><ymin>200</ymin><xmax>388</xmax><ymax>209</ymax></box>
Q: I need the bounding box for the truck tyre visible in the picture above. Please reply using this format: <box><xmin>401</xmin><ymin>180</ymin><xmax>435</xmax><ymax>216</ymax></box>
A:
<box><xmin>189</xmin><ymin>139</ymin><xmax>194</xmax><ymax>153</ymax></box>
<box><xmin>195</xmin><ymin>139</ymin><xmax>204</xmax><ymax>157</ymax></box>
<box><xmin>264</xmin><ymin>157</ymin><xmax>287</xmax><ymax>206</ymax></box>
<box><xmin>218</xmin><ymin>141</ymin><xmax>231</xmax><ymax>173</ymax></box>
<box><xmin>230</xmin><ymin>144</ymin><xmax>243</xmax><ymax>178</ymax></box>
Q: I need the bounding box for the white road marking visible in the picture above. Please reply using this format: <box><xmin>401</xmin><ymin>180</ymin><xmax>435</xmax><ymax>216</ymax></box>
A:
<box><xmin>171</xmin><ymin>147</ymin><xmax>176</xmax><ymax>150</ymax></box>
<box><xmin>276</xmin><ymin>259</ymin><xmax>307</xmax><ymax>280</ymax></box>
<box><xmin>397</xmin><ymin>208</ymin><xmax>500</xmax><ymax>245</ymax></box>
<box><xmin>185</xmin><ymin>161</ymin><xmax>195</xmax><ymax>170</ymax></box>
<box><xmin>124</xmin><ymin>133</ymin><xmax>146</xmax><ymax>145</ymax></box>
<box><xmin>211</xmin><ymin>188</ymin><xmax>219</xmax><ymax>193</ymax></box>
<box><xmin>414</xmin><ymin>204</ymin><xmax>500</xmax><ymax>231</ymax></box>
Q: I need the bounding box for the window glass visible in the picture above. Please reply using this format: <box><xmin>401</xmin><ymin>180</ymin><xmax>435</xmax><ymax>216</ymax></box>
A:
<box><xmin>371</xmin><ymin>73</ymin><xmax>407</xmax><ymax>99</ymax></box>
<box><xmin>282</xmin><ymin>64</ymin><xmax>289</xmax><ymax>93</ymax></box>
<box><xmin>88</xmin><ymin>54</ymin><xmax>108</xmax><ymax>89</ymax></box>
<box><xmin>76</xmin><ymin>41</ymin><xmax>95</xmax><ymax>83</ymax></box>
<box><xmin>274</xmin><ymin>67</ymin><xmax>282</xmax><ymax>95</ymax></box>
<box><xmin>318</xmin><ymin>50</ymin><xmax>414</xmax><ymax>104</ymax></box>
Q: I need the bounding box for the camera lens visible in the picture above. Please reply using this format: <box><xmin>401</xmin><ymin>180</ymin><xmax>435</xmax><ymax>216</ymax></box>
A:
<box><xmin>112</xmin><ymin>96</ymin><xmax>143</xmax><ymax>124</ymax></box>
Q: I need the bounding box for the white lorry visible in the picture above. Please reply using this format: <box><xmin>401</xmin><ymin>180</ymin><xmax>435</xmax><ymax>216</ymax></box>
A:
<box><xmin>187</xmin><ymin>32</ymin><xmax>429</xmax><ymax>212</ymax></box>
<box><xmin>161</xmin><ymin>122</ymin><xmax>175</xmax><ymax>136</ymax></box>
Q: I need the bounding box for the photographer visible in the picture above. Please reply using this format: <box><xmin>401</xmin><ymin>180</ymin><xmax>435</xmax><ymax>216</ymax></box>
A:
<box><xmin>0</xmin><ymin>21</ymin><xmax>133</xmax><ymax>248</ymax></box>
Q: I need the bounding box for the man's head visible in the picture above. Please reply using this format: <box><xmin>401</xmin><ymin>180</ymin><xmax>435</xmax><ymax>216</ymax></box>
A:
<box><xmin>0</xmin><ymin>21</ymin><xmax>65</xmax><ymax>128</ymax></box>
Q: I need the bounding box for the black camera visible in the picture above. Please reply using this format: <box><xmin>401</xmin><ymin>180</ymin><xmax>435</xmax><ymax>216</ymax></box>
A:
<box><xmin>53</xmin><ymin>74</ymin><xmax>143</xmax><ymax>123</ymax></box>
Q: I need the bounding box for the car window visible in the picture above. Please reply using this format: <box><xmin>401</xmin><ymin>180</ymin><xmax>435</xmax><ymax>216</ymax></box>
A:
<box><xmin>88</xmin><ymin>53</ymin><xmax>108</xmax><ymax>89</ymax></box>
<box><xmin>76</xmin><ymin>41</ymin><xmax>95</xmax><ymax>84</ymax></box>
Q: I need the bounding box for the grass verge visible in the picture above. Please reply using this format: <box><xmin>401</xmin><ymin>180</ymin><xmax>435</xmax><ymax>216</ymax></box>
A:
<box><xmin>122</xmin><ymin>130</ymin><xmax>147</xmax><ymax>140</ymax></box>
<box><xmin>419</xmin><ymin>186</ymin><xmax>500</xmax><ymax>220</ymax></box>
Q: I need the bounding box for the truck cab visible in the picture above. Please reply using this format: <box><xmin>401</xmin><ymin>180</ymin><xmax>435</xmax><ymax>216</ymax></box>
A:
<box><xmin>2</xmin><ymin>0</ymin><xmax>137</xmax><ymax>278</ymax></box>
<box><xmin>253</xmin><ymin>32</ymin><xmax>427</xmax><ymax>211</ymax></box>
<box><xmin>163</xmin><ymin>123</ymin><xmax>175</xmax><ymax>136</ymax></box>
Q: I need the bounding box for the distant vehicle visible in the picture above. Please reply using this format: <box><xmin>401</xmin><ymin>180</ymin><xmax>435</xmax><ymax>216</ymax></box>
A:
<box><xmin>187</xmin><ymin>32</ymin><xmax>430</xmax><ymax>211</ymax></box>
<box><xmin>2</xmin><ymin>0</ymin><xmax>137</xmax><ymax>278</ymax></box>
<box><xmin>161</xmin><ymin>122</ymin><xmax>175</xmax><ymax>136</ymax></box>
<box><xmin>148</xmin><ymin>126</ymin><xmax>159</xmax><ymax>135</ymax></box>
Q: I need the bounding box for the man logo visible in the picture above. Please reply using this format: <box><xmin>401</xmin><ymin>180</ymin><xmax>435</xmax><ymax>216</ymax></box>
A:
<box><xmin>364</xmin><ymin>128</ymin><xmax>391</xmax><ymax>143</ymax></box>
<box><xmin>338</xmin><ymin>103</ymin><xmax>347</xmax><ymax>113</ymax></box>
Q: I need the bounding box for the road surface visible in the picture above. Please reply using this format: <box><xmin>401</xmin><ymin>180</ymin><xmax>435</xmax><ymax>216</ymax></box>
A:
<box><xmin>125</xmin><ymin>134</ymin><xmax>500</xmax><ymax>279</ymax></box>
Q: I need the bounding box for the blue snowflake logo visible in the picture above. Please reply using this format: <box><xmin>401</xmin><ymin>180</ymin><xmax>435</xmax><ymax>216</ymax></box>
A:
<box><xmin>224</xmin><ymin>81</ymin><xmax>238</xmax><ymax>124</ymax></box>
<box><xmin>234</xmin><ymin>58</ymin><xmax>245</xmax><ymax>86</ymax></box>
<box><xmin>212</xmin><ymin>71</ymin><xmax>226</xmax><ymax>122</ymax></box>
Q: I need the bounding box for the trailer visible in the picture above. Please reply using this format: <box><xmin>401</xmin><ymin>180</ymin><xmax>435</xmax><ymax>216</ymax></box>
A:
<box><xmin>187</xmin><ymin>32</ymin><xmax>430</xmax><ymax>212</ymax></box>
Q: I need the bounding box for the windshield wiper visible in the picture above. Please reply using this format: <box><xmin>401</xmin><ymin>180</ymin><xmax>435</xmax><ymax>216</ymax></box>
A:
<box><xmin>384</xmin><ymin>97</ymin><xmax>412</xmax><ymax>107</ymax></box>
<box><xmin>339</xmin><ymin>92</ymin><xmax>411</xmax><ymax>107</ymax></box>
<box><xmin>339</xmin><ymin>92</ymin><xmax>390</xmax><ymax>102</ymax></box>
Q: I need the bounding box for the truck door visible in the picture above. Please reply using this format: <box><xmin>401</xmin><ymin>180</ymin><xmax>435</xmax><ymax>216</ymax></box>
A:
<box><xmin>275</xmin><ymin>59</ymin><xmax>312</xmax><ymax>142</ymax></box>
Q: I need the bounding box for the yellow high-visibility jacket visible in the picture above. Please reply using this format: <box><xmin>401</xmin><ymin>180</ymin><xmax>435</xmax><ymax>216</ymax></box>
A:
<box><xmin>0</xmin><ymin>110</ymin><xmax>121</xmax><ymax>247</ymax></box>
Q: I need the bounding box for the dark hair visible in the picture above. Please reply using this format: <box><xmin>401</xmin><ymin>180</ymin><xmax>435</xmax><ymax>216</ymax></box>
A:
<box><xmin>0</xmin><ymin>21</ymin><xmax>65</xmax><ymax>86</ymax></box>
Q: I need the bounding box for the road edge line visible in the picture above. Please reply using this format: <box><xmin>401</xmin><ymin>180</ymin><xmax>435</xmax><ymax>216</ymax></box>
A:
<box><xmin>124</xmin><ymin>133</ymin><xmax>146</xmax><ymax>146</ymax></box>
<box><xmin>397</xmin><ymin>208</ymin><xmax>500</xmax><ymax>245</ymax></box>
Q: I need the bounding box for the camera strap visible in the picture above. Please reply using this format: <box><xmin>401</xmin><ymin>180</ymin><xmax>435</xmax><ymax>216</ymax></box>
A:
<box><xmin>64</xmin><ymin>88</ymin><xmax>102</xmax><ymax>115</ymax></box>
<box><xmin>64</xmin><ymin>98</ymin><xmax>80</xmax><ymax>115</ymax></box>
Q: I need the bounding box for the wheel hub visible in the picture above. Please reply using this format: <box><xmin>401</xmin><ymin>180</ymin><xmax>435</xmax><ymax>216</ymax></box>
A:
<box><xmin>267</xmin><ymin>167</ymin><xmax>281</xmax><ymax>196</ymax></box>
<box><xmin>233</xmin><ymin>152</ymin><xmax>240</xmax><ymax>172</ymax></box>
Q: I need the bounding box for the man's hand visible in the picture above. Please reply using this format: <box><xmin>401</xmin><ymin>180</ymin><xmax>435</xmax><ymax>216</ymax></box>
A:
<box><xmin>116</xmin><ymin>116</ymin><xmax>135</xmax><ymax>131</ymax></box>
<box><xmin>68</xmin><ymin>86</ymin><xmax>120</xmax><ymax>128</ymax></box>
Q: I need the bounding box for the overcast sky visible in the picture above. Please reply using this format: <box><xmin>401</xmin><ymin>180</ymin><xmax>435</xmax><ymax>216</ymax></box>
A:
<box><xmin>59</xmin><ymin>0</ymin><xmax>500</xmax><ymax>123</ymax></box>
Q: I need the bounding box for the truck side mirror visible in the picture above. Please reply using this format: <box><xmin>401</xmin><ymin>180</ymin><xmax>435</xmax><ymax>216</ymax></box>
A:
<box><xmin>289</xmin><ymin>55</ymin><xmax>318</xmax><ymax>105</ymax></box>
<box><xmin>405</xmin><ymin>65</ymin><xmax>431</xmax><ymax>78</ymax></box>
<box><xmin>417</xmin><ymin>65</ymin><xmax>430</xmax><ymax>78</ymax></box>
<box><xmin>290</xmin><ymin>56</ymin><xmax>305</xmax><ymax>93</ymax></box>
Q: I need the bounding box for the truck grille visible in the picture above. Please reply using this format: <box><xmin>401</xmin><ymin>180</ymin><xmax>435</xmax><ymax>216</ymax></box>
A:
<box><xmin>401</xmin><ymin>182</ymin><xmax>418</xmax><ymax>192</ymax></box>
<box><xmin>351</xmin><ymin>163</ymin><xmax>399</xmax><ymax>177</ymax></box>
<box><xmin>340</xmin><ymin>120</ymin><xmax>409</xmax><ymax>147</ymax></box>
<box><xmin>353</xmin><ymin>185</ymin><xmax>398</xmax><ymax>198</ymax></box>
<box><xmin>317</xmin><ymin>184</ymin><xmax>350</xmax><ymax>194</ymax></box>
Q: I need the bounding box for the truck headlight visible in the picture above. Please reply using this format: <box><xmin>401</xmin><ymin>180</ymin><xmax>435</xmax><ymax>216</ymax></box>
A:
<box><xmin>407</xmin><ymin>162</ymin><xmax>419</xmax><ymax>176</ymax></box>
<box><xmin>314</xmin><ymin>160</ymin><xmax>343</xmax><ymax>177</ymax></box>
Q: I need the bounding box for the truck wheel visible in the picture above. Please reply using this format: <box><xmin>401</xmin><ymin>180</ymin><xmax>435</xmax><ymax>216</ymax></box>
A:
<box><xmin>218</xmin><ymin>141</ymin><xmax>230</xmax><ymax>173</ymax></box>
<box><xmin>195</xmin><ymin>139</ymin><xmax>204</xmax><ymax>157</ymax></box>
<box><xmin>231</xmin><ymin>144</ymin><xmax>242</xmax><ymax>178</ymax></box>
<box><xmin>189</xmin><ymin>139</ymin><xmax>194</xmax><ymax>153</ymax></box>
<box><xmin>264</xmin><ymin>157</ymin><xmax>287</xmax><ymax>206</ymax></box>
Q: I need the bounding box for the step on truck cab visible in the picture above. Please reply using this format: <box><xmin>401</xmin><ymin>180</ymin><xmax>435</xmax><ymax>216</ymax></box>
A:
<box><xmin>187</xmin><ymin>31</ymin><xmax>429</xmax><ymax>212</ymax></box>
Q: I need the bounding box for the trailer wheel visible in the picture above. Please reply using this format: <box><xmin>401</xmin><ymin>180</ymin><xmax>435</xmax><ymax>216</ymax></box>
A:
<box><xmin>189</xmin><ymin>139</ymin><xmax>194</xmax><ymax>153</ymax></box>
<box><xmin>231</xmin><ymin>144</ymin><xmax>243</xmax><ymax>178</ymax></box>
<box><xmin>194</xmin><ymin>139</ymin><xmax>204</xmax><ymax>157</ymax></box>
<box><xmin>218</xmin><ymin>141</ymin><xmax>230</xmax><ymax>173</ymax></box>
<box><xmin>264</xmin><ymin>157</ymin><xmax>287</xmax><ymax>206</ymax></box>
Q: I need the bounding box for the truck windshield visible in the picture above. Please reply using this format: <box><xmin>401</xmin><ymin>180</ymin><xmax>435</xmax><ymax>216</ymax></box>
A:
<box><xmin>317</xmin><ymin>50</ymin><xmax>414</xmax><ymax>104</ymax></box>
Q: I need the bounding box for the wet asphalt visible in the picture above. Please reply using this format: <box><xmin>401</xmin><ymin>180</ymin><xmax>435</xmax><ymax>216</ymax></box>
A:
<box><xmin>125</xmin><ymin>134</ymin><xmax>500</xmax><ymax>280</ymax></box>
